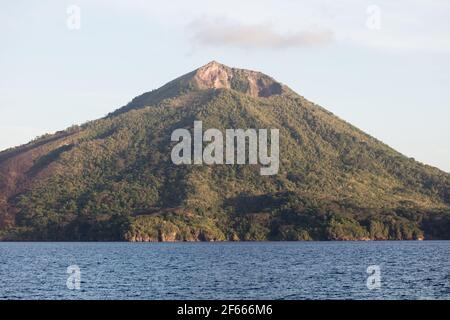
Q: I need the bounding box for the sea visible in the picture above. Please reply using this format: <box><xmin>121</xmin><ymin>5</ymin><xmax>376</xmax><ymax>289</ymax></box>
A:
<box><xmin>1</xmin><ymin>241</ymin><xmax>450</xmax><ymax>300</ymax></box>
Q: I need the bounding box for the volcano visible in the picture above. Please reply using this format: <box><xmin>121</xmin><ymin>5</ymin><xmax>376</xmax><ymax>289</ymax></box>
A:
<box><xmin>1</xmin><ymin>61</ymin><xmax>449</xmax><ymax>241</ymax></box>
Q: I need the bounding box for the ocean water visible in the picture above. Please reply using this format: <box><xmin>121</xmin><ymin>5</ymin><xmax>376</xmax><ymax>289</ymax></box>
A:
<box><xmin>1</xmin><ymin>241</ymin><xmax>450</xmax><ymax>300</ymax></box>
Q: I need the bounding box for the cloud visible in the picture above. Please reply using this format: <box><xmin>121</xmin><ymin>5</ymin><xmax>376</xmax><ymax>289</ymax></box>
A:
<box><xmin>189</xmin><ymin>18</ymin><xmax>333</xmax><ymax>49</ymax></box>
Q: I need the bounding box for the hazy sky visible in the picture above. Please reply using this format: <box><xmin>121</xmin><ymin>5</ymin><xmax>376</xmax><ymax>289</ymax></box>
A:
<box><xmin>1</xmin><ymin>0</ymin><xmax>449</xmax><ymax>171</ymax></box>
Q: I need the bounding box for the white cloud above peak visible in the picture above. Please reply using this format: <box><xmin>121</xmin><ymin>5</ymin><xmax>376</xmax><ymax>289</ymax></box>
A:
<box><xmin>189</xmin><ymin>18</ymin><xmax>333</xmax><ymax>50</ymax></box>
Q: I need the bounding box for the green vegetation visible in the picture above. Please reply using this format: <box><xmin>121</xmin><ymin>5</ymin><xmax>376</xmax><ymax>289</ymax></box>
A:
<box><xmin>0</xmin><ymin>62</ymin><xmax>449</xmax><ymax>241</ymax></box>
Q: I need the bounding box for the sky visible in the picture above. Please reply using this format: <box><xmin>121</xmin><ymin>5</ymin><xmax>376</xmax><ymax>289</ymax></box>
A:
<box><xmin>1</xmin><ymin>0</ymin><xmax>449</xmax><ymax>172</ymax></box>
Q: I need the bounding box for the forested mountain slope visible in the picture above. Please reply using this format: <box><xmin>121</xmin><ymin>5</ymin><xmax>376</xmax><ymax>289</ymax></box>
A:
<box><xmin>1</xmin><ymin>61</ymin><xmax>449</xmax><ymax>241</ymax></box>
